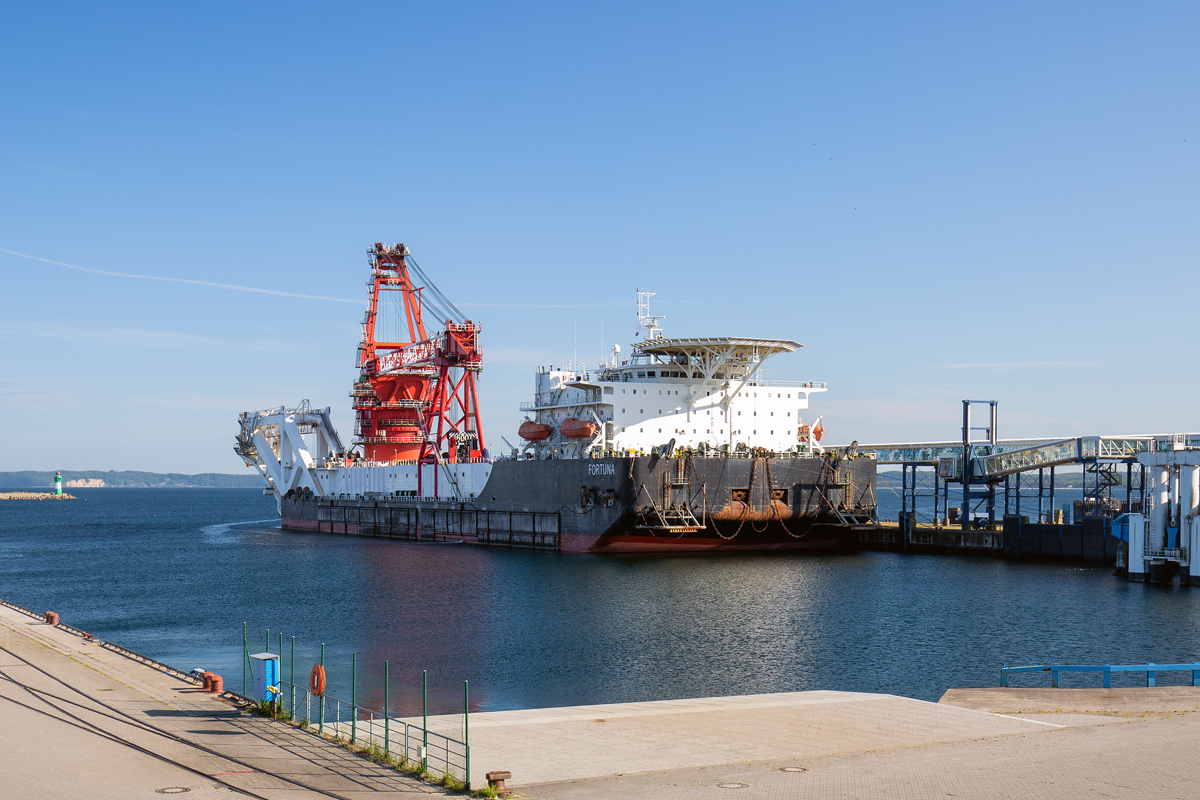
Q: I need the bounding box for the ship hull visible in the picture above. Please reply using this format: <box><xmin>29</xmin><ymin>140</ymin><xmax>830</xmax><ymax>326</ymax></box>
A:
<box><xmin>280</xmin><ymin>453</ymin><xmax>876</xmax><ymax>554</ymax></box>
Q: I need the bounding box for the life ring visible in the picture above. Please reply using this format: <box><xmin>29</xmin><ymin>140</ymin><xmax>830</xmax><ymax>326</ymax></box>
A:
<box><xmin>309</xmin><ymin>664</ymin><xmax>326</xmax><ymax>697</ymax></box>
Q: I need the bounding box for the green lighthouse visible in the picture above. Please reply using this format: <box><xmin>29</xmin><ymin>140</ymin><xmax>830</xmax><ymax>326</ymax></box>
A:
<box><xmin>54</xmin><ymin>471</ymin><xmax>62</xmax><ymax>497</ymax></box>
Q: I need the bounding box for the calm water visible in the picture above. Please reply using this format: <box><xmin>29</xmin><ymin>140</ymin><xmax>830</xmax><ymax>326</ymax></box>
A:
<box><xmin>2</xmin><ymin>488</ymin><xmax>1197</xmax><ymax>715</ymax></box>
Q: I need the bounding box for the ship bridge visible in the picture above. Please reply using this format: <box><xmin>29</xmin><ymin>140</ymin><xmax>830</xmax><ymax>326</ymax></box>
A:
<box><xmin>630</xmin><ymin>337</ymin><xmax>812</xmax><ymax>411</ymax></box>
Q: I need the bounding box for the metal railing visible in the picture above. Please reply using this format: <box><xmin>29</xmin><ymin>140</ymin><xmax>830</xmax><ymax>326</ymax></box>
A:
<box><xmin>1002</xmin><ymin>661</ymin><xmax>1200</xmax><ymax>688</ymax></box>
<box><xmin>1144</xmin><ymin>547</ymin><xmax>1187</xmax><ymax>560</ymax></box>
<box><xmin>243</xmin><ymin>626</ymin><xmax>472</xmax><ymax>787</ymax></box>
<box><xmin>278</xmin><ymin>681</ymin><xmax>469</xmax><ymax>782</ymax></box>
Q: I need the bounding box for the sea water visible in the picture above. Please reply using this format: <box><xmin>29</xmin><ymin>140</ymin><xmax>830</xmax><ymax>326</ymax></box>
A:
<box><xmin>2</xmin><ymin>488</ymin><xmax>1197</xmax><ymax>714</ymax></box>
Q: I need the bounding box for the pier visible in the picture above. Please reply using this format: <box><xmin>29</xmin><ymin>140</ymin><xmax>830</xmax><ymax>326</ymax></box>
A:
<box><xmin>833</xmin><ymin>401</ymin><xmax>1200</xmax><ymax>569</ymax></box>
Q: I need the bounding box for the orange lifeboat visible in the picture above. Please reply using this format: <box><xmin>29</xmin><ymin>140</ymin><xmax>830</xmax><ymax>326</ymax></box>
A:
<box><xmin>812</xmin><ymin>425</ymin><xmax>825</xmax><ymax>442</ymax></box>
<box><xmin>560</xmin><ymin>418</ymin><xmax>598</xmax><ymax>439</ymax></box>
<box><xmin>519</xmin><ymin>420</ymin><xmax>553</xmax><ymax>441</ymax></box>
<box><xmin>798</xmin><ymin>424</ymin><xmax>810</xmax><ymax>438</ymax></box>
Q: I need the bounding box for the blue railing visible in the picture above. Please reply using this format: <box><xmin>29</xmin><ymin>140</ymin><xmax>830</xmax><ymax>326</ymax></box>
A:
<box><xmin>1002</xmin><ymin>662</ymin><xmax>1200</xmax><ymax>689</ymax></box>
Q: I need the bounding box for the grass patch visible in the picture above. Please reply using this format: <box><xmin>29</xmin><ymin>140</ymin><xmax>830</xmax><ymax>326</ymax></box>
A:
<box><xmin>472</xmin><ymin>783</ymin><xmax>498</xmax><ymax>798</ymax></box>
<box><xmin>441</xmin><ymin>771</ymin><xmax>466</xmax><ymax>792</ymax></box>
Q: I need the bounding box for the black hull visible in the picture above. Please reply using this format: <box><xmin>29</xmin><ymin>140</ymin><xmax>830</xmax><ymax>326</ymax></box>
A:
<box><xmin>281</xmin><ymin>453</ymin><xmax>877</xmax><ymax>553</ymax></box>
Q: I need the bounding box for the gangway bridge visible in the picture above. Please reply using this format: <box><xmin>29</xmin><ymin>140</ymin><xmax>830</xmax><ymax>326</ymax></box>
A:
<box><xmin>826</xmin><ymin>400</ymin><xmax>1200</xmax><ymax>531</ymax></box>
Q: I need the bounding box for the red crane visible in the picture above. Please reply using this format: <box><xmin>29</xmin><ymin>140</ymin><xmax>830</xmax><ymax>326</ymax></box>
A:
<box><xmin>352</xmin><ymin>243</ymin><xmax>485</xmax><ymax>480</ymax></box>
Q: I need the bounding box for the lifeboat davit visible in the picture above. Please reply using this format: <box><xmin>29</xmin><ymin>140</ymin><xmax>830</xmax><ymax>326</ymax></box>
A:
<box><xmin>560</xmin><ymin>418</ymin><xmax>598</xmax><ymax>439</ymax></box>
<box><xmin>518</xmin><ymin>421</ymin><xmax>552</xmax><ymax>441</ymax></box>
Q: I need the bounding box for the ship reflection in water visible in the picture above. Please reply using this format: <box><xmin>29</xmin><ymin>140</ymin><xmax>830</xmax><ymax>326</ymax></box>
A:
<box><xmin>3</xmin><ymin>489</ymin><xmax>1200</xmax><ymax>714</ymax></box>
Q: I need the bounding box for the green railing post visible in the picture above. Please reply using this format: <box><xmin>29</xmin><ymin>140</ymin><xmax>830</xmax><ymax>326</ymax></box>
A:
<box><xmin>384</xmin><ymin>660</ymin><xmax>390</xmax><ymax>756</ymax></box>
<box><xmin>277</xmin><ymin>633</ymin><xmax>283</xmax><ymax>713</ymax></box>
<box><xmin>422</xmin><ymin>670</ymin><xmax>428</xmax><ymax>772</ymax></box>
<box><xmin>242</xmin><ymin>622</ymin><xmax>248</xmax><ymax>695</ymax></box>
<box><xmin>319</xmin><ymin>643</ymin><xmax>325</xmax><ymax>735</ymax></box>
<box><xmin>351</xmin><ymin>651</ymin><xmax>357</xmax><ymax>744</ymax></box>
<box><xmin>290</xmin><ymin>636</ymin><xmax>296</xmax><ymax>716</ymax></box>
<box><xmin>464</xmin><ymin>679</ymin><xmax>471</xmax><ymax>790</ymax></box>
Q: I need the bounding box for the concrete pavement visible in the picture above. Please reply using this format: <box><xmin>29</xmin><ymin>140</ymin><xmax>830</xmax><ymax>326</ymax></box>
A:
<box><xmin>0</xmin><ymin>602</ymin><xmax>441</xmax><ymax>799</ymax></box>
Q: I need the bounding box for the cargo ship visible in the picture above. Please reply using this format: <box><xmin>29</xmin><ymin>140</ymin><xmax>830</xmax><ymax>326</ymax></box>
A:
<box><xmin>236</xmin><ymin>242</ymin><xmax>877</xmax><ymax>553</ymax></box>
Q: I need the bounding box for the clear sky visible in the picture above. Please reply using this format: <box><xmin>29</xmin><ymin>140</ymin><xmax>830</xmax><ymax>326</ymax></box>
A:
<box><xmin>2</xmin><ymin>2</ymin><xmax>1197</xmax><ymax>473</ymax></box>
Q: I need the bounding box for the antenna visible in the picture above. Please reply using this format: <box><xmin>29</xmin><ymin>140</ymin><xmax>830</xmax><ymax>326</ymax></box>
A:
<box><xmin>635</xmin><ymin>288</ymin><xmax>664</xmax><ymax>340</ymax></box>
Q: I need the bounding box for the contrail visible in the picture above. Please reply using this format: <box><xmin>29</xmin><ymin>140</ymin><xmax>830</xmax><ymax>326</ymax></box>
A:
<box><xmin>0</xmin><ymin>247</ymin><xmax>361</xmax><ymax>304</ymax></box>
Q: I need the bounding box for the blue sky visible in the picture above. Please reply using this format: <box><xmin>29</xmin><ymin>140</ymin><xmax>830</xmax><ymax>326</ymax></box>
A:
<box><xmin>2</xmin><ymin>2</ymin><xmax>1197</xmax><ymax>472</ymax></box>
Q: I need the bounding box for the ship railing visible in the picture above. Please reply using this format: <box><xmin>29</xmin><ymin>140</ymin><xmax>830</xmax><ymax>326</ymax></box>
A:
<box><xmin>587</xmin><ymin>448</ymin><xmax>829</xmax><ymax>460</ymax></box>
<box><xmin>1144</xmin><ymin>546</ymin><xmax>1187</xmax><ymax>560</ymax></box>
<box><xmin>1001</xmin><ymin>661</ymin><xmax>1200</xmax><ymax>689</ymax></box>
<box><xmin>278</xmin><ymin>681</ymin><xmax>469</xmax><ymax>784</ymax></box>
<box><xmin>745</xmin><ymin>380</ymin><xmax>828</xmax><ymax>389</ymax></box>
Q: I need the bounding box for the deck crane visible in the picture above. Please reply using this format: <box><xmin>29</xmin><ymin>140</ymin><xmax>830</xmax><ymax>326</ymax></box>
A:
<box><xmin>351</xmin><ymin>243</ymin><xmax>485</xmax><ymax>495</ymax></box>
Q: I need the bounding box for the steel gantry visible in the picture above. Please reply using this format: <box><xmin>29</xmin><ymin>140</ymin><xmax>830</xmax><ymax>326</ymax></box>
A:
<box><xmin>827</xmin><ymin>401</ymin><xmax>1200</xmax><ymax>530</ymax></box>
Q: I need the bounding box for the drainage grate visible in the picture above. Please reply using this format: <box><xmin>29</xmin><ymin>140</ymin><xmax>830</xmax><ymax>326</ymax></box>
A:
<box><xmin>717</xmin><ymin>783</ymin><xmax>749</xmax><ymax>789</ymax></box>
<box><xmin>781</xmin><ymin>767</ymin><xmax>808</xmax><ymax>773</ymax></box>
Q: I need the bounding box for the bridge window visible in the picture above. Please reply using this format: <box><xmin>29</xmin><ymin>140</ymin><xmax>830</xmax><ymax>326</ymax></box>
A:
<box><xmin>647</xmin><ymin>371</ymin><xmax>655</xmax><ymax>377</ymax></box>
<box><xmin>604</xmin><ymin>387</ymin><xmax>613</xmax><ymax>394</ymax></box>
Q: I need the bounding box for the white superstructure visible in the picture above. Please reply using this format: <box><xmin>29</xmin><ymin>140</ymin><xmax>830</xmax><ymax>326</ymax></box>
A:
<box><xmin>236</xmin><ymin>402</ymin><xmax>493</xmax><ymax>508</ymax></box>
<box><xmin>518</xmin><ymin>293</ymin><xmax>827</xmax><ymax>458</ymax></box>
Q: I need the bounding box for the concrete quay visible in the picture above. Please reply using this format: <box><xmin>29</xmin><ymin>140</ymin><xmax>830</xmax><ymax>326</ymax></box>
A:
<box><xmin>0</xmin><ymin>603</ymin><xmax>436</xmax><ymax>799</ymax></box>
<box><xmin>413</xmin><ymin>685</ymin><xmax>1200</xmax><ymax>797</ymax></box>
<box><xmin>3</xmin><ymin>600</ymin><xmax>1199</xmax><ymax>798</ymax></box>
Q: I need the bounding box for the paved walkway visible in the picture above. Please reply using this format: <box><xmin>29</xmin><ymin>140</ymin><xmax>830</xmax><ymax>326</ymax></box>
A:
<box><xmin>413</xmin><ymin>691</ymin><xmax>1046</xmax><ymax>787</ymax></box>
<box><xmin>0</xmin><ymin>603</ymin><xmax>441</xmax><ymax>799</ymax></box>
<box><xmin>511</xmin><ymin>688</ymin><xmax>1200</xmax><ymax>799</ymax></box>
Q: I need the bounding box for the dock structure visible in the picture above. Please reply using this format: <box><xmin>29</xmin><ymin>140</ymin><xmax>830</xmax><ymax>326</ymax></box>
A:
<box><xmin>829</xmin><ymin>400</ymin><xmax>1199</xmax><ymax>529</ymax></box>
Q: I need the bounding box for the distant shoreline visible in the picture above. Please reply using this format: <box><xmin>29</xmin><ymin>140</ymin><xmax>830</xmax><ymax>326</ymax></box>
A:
<box><xmin>0</xmin><ymin>470</ymin><xmax>262</xmax><ymax>489</ymax></box>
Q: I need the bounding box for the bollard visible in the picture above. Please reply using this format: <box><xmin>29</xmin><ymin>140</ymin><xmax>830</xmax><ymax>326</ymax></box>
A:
<box><xmin>486</xmin><ymin>771</ymin><xmax>512</xmax><ymax>797</ymax></box>
<box><xmin>202</xmin><ymin>673</ymin><xmax>214</xmax><ymax>692</ymax></box>
<box><xmin>45</xmin><ymin>611</ymin><xmax>59</xmax><ymax>626</ymax></box>
<box><xmin>210</xmin><ymin>674</ymin><xmax>224</xmax><ymax>693</ymax></box>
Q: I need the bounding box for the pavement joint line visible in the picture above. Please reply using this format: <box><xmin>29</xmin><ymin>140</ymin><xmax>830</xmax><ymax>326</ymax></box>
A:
<box><xmin>995</xmin><ymin>713</ymin><xmax>1065</xmax><ymax>727</ymax></box>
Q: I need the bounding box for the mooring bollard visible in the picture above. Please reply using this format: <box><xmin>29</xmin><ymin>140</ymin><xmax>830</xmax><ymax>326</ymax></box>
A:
<box><xmin>486</xmin><ymin>771</ymin><xmax>512</xmax><ymax>797</ymax></box>
<box><xmin>203</xmin><ymin>672</ymin><xmax>214</xmax><ymax>692</ymax></box>
<box><xmin>210</xmin><ymin>674</ymin><xmax>224</xmax><ymax>693</ymax></box>
<box><xmin>44</xmin><ymin>611</ymin><xmax>59</xmax><ymax>626</ymax></box>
